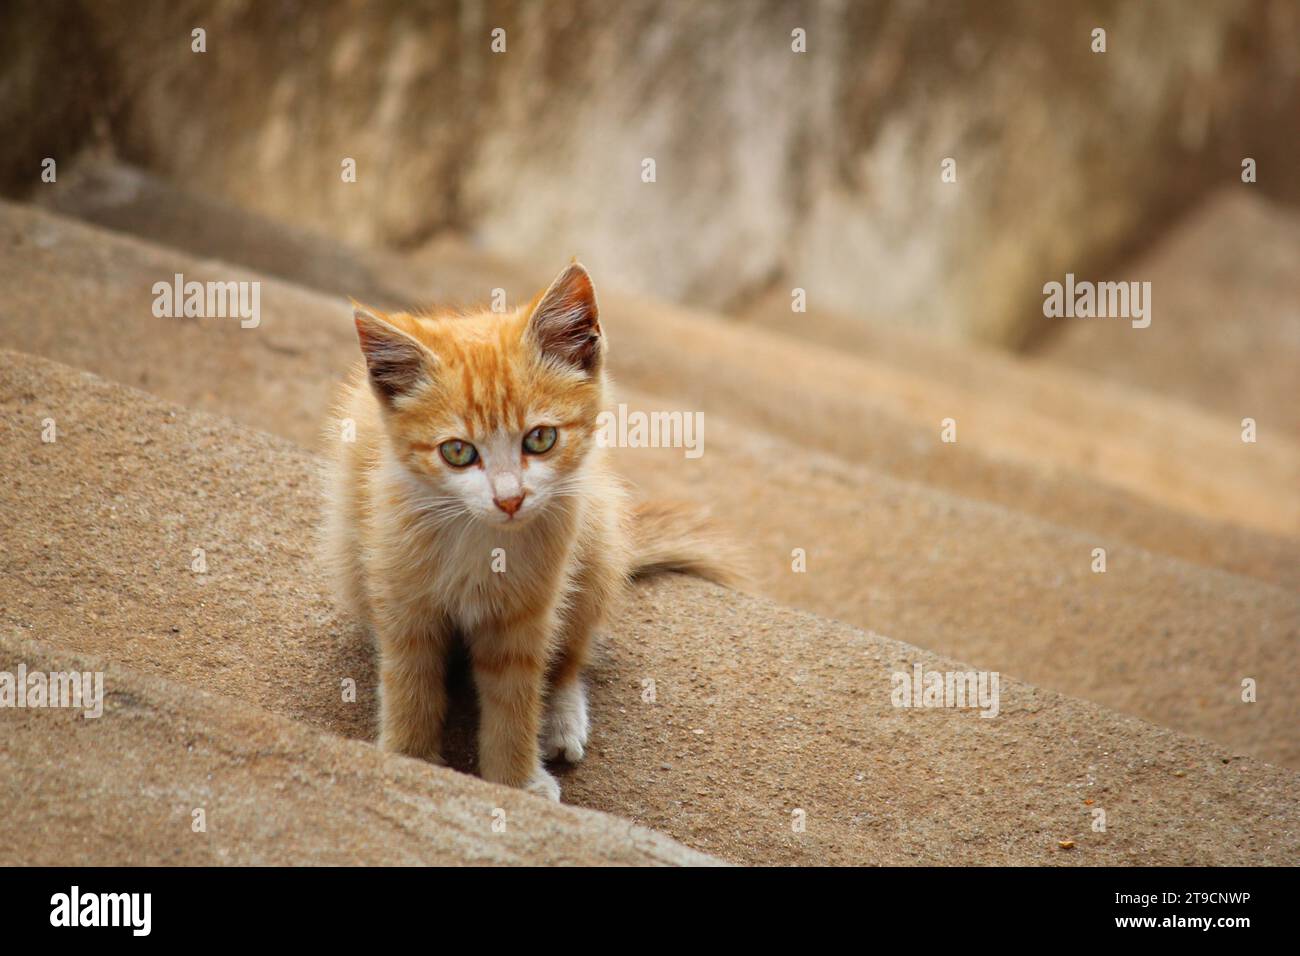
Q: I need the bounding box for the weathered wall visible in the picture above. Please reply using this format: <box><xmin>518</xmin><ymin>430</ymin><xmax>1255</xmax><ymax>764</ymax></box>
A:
<box><xmin>3</xmin><ymin>0</ymin><xmax>1297</xmax><ymax>344</ymax></box>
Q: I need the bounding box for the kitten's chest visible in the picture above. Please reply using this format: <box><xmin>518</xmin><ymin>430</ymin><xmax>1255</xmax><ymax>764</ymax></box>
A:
<box><xmin>431</xmin><ymin>523</ymin><xmax>572</xmax><ymax>631</ymax></box>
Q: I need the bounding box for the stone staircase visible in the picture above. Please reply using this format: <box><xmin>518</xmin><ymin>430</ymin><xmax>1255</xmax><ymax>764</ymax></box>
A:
<box><xmin>1</xmin><ymin>165</ymin><xmax>1297</xmax><ymax>864</ymax></box>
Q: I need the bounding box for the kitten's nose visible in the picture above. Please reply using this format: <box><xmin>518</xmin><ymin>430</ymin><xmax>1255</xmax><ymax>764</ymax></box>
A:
<box><xmin>493</xmin><ymin>493</ymin><xmax>525</xmax><ymax>517</ymax></box>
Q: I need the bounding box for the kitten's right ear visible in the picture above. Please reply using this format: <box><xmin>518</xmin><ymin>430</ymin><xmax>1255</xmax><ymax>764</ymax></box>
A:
<box><xmin>353</xmin><ymin>304</ymin><xmax>437</xmax><ymax>406</ymax></box>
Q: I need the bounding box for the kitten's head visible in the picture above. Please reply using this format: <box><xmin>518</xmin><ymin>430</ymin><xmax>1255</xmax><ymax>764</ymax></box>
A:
<box><xmin>353</xmin><ymin>261</ymin><xmax>605</xmax><ymax>529</ymax></box>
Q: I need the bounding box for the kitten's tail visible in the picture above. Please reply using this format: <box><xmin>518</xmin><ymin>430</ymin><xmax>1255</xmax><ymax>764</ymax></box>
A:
<box><xmin>628</xmin><ymin>501</ymin><xmax>747</xmax><ymax>589</ymax></box>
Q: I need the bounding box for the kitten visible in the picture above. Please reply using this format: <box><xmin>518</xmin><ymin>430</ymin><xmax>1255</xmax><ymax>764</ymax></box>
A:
<box><xmin>322</xmin><ymin>261</ymin><xmax>736</xmax><ymax>801</ymax></box>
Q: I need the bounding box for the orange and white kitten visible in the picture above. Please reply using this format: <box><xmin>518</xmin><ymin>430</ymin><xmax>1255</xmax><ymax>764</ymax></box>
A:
<box><xmin>323</xmin><ymin>262</ymin><xmax>735</xmax><ymax>801</ymax></box>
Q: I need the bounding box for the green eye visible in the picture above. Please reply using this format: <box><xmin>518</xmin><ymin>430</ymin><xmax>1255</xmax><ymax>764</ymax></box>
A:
<box><xmin>523</xmin><ymin>426</ymin><xmax>557</xmax><ymax>455</ymax></box>
<box><xmin>439</xmin><ymin>439</ymin><xmax>478</xmax><ymax>467</ymax></box>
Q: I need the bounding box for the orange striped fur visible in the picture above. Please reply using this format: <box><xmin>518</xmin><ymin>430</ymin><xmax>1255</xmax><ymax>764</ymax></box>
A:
<box><xmin>321</xmin><ymin>262</ymin><xmax>736</xmax><ymax>801</ymax></box>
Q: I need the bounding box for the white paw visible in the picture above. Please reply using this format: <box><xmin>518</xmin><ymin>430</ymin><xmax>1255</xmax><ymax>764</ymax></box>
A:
<box><xmin>543</xmin><ymin>681</ymin><xmax>589</xmax><ymax>764</ymax></box>
<box><xmin>524</xmin><ymin>767</ymin><xmax>562</xmax><ymax>802</ymax></box>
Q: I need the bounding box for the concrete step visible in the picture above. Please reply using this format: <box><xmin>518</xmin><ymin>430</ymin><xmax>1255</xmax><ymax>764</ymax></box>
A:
<box><xmin>34</xmin><ymin>159</ymin><xmax>512</xmax><ymax>311</ymax></box>
<box><xmin>605</xmin><ymin>286</ymin><xmax>1300</xmax><ymax>572</ymax></box>
<box><xmin>3</xmin><ymin>350</ymin><xmax>1296</xmax><ymax>865</ymax></box>
<box><xmin>616</xmin><ymin>393</ymin><xmax>1300</xmax><ymax>769</ymax></box>
<box><xmin>1031</xmin><ymin>189</ymin><xmax>1300</xmax><ymax>445</ymax></box>
<box><xmin>0</xmin><ymin>633</ymin><xmax>717</xmax><ymax>866</ymax></box>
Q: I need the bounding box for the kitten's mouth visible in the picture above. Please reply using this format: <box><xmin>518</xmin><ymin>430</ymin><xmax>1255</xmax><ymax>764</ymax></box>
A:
<box><xmin>493</xmin><ymin>513</ymin><xmax>534</xmax><ymax>529</ymax></box>
<box><xmin>490</xmin><ymin>504</ymin><xmax>536</xmax><ymax>528</ymax></box>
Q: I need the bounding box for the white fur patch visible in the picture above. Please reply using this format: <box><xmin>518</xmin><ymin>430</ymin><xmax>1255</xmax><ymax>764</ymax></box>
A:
<box><xmin>525</xmin><ymin>767</ymin><xmax>562</xmax><ymax>802</ymax></box>
<box><xmin>543</xmin><ymin>680</ymin><xmax>589</xmax><ymax>764</ymax></box>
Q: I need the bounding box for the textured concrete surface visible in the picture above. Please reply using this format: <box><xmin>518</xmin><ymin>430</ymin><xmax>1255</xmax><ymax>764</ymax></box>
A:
<box><xmin>1</xmin><ymin>200</ymin><xmax>1297</xmax><ymax>770</ymax></box>
<box><xmin>0</xmin><ymin>633</ymin><xmax>719</xmax><ymax>865</ymax></box>
<box><xmin>1</xmin><ymin>352</ymin><xmax>1297</xmax><ymax>865</ymax></box>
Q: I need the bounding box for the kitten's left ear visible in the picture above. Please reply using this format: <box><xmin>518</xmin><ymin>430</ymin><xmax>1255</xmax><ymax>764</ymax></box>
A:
<box><xmin>526</xmin><ymin>261</ymin><xmax>603</xmax><ymax>373</ymax></box>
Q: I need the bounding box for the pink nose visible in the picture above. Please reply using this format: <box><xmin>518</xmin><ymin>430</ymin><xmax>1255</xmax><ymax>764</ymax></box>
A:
<box><xmin>493</xmin><ymin>494</ymin><xmax>525</xmax><ymax>516</ymax></box>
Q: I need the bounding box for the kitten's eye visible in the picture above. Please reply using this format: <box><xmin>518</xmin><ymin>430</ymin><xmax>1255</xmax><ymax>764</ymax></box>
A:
<box><xmin>439</xmin><ymin>439</ymin><xmax>478</xmax><ymax>467</ymax></box>
<box><xmin>523</xmin><ymin>426</ymin><xmax>557</xmax><ymax>455</ymax></box>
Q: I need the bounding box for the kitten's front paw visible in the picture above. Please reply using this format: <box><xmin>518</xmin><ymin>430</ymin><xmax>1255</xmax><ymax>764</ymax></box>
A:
<box><xmin>377</xmin><ymin>732</ymin><xmax>446</xmax><ymax>766</ymax></box>
<box><xmin>524</xmin><ymin>768</ymin><xmax>562</xmax><ymax>802</ymax></box>
<box><xmin>543</xmin><ymin>681</ymin><xmax>589</xmax><ymax>764</ymax></box>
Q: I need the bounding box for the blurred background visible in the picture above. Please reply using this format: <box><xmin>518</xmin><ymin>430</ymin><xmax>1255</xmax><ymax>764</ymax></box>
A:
<box><xmin>4</xmin><ymin>1</ymin><xmax>1299</xmax><ymax>335</ymax></box>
